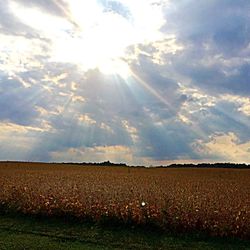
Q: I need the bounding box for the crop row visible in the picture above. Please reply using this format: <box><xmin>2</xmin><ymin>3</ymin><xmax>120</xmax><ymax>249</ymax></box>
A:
<box><xmin>0</xmin><ymin>163</ymin><xmax>249</xmax><ymax>239</ymax></box>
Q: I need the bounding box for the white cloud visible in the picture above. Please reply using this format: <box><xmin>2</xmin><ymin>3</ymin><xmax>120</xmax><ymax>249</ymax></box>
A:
<box><xmin>8</xmin><ymin>0</ymin><xmax>167</xmax><ymax>74</ymax></box>
<box><xmin>0</xmin><ymin>122</ymin><xmax>44</xmax><ymax>133</ymax></box>
<box><xmin>192</xmin><ymin>132</ymin><xmax>250</xmax><ymax>163</ymax></box>
<box><xmin>220</xmin><ymin>94</ymin><xmax>250</xmax><ymax>117</ymax></box>
<box><xmin>0</xmin><ymin>0</ymin><xmax>249</xmax><ymax>164</ymax></box>
<box><xmin>122</xmin><ymin>120</ymin><xmax>139</xmax><ymax>143</ymax></box>
<box><xmin>0</xmin><ymin>122</ymin><xmax>49</xmax><ymax>160</ymax></box>
<box><xmin>50</xmin><ymin>145</ymin><xmax>135</xmax><ymax>164</ymax></box>
<box><xmin>78</xmin><ymin>114</ymin><xmax>96</xmax><ymax>125</ymax></box>
<box><xmin>0</xmin><ymin>33</ymin><xmax>45</xmax><ymax>76</ymax></box>
<box><xmin>176</xmin><ymin>83</ymin><xmax>216</xmax><ymax>125</ymax></box>
<box><xmin>100</xmin><ymin>122</ymin><xmax>114</xmax><ymax>134</ymax></box>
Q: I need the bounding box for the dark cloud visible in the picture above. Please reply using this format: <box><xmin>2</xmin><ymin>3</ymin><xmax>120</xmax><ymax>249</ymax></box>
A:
<box><xmin>135</xmin><ymin>120</ymin><xmax>199</xmax><ymax>160</ymax></box>
<box><xmin>172</xmin><ymin>60</ymin><xmax>250</xmax><ymax>95</ymax></box>
<box><xmin>158</xmin><ymin>0</ymin><xmax>250</xmax><ymax>95</ymax></box>
<box><xmin>164</xmin><ymin>0</ymin><xmax>250</xmax><ymax>54</ymax></box>
<box><xmin>13</xmin><ymin>0</ymin><xmax>68</xmax><ymax>17</ymax></box>
<box><xmin>0</xmin><ymin>74</ymin><xmax>40</xmax><ymax>125</ymax></box>
<box><xmin>207</xmin><ymin>103</ymin><xmax>250</xmax><ymax>142</ymax></box>
<box><xmin>129</xmin><ymin>55</ymin><xmax>185</xmax><ymax>118</ymax></box>
<box><xmin>0</xmin><ymin>0</ymin><xmax>250</xmax><ymax>163</ymax></box>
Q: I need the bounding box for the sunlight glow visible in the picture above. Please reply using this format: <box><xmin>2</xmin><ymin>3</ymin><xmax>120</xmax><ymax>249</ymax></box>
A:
<box><xmin>9</xmin><ymin>0</ymin><xmax>165</xmax><ymax>78</ymax></box>
<box><xmin>98</xmin><ymin>59</ymin><xmax>131</xmax><ymax>79</ymax></box>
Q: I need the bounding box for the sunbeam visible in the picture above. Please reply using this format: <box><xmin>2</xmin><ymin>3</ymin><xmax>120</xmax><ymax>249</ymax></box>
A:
<box><xmin>130</xmin><ymin>70</ymin><xmax>174</xmax><ymax>113</ymax></box>
<box><xmin>9</xmin><ymin>0</ymin><xmax>164</xmax><ymax>78</ymax></box>
<box><xmin>1</xmin><ymin>0</ymin><xmax>250</xmax><ymax>164</ymax></box>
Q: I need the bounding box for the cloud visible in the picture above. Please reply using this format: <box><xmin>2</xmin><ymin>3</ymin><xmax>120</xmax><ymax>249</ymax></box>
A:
<box><xmin>0</xmin><ymin>75</ymin><xmax>40</xmax><ymax>125</ymax></box>
<box><xmin>220</xmin><ymin>94</ymin><xmax>250</xmax><ymax>117</ymax></box>
<box><xmin>100</xmin><ymin>0</ymin><xmax>131</xmax><ymax>19</ymax></box>
<box><xmin>192</xmin><ymin>132</ymin><xmax>250</xmax><ymax>163</ymax></box>
<box><xmin>13</xmin><ymin>0</ymin><xmax>69</xmax><ymax>17</ymax></box>
<box><xmin>137</xmin><ymin>126</ymin><xmax>194</xmax><ymax>160</ymax></box>
<box><xmin>0</xmin><ymin>121</ymin><xmax>47</xmax><ymax>161</ymax></box>
<box><xmin>0</xmin><ymin>0</ymin><xmax>249</xmax><ymax>164</ymax></box>
<box><xmin>164</xmin><ymin>0</ymin><xmax>250</xmax><ymax>54</ymax></box>
<box><xmin>50</xmin><ymin>145</ymin><xmax>135</xmax><ymax>164</ymax></box>
<box><xmin>157</xmin><ymin>0</ymin><xmax>250</xmax><ymax>95</ymax></box>
<box><xmin>0</xmin><ymin>1</ymin><xmax>36</xmax><ymax>37</ymax></box>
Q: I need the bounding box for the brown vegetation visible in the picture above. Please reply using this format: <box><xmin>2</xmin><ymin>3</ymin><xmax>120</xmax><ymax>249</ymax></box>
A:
<box><xmin>0</xmin><ymin>162</ymin><xmax>249</xmax><ymax>239</ymax></box>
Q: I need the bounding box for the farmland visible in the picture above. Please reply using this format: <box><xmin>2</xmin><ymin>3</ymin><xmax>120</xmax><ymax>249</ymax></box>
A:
<box><xmin>0</xmin><ymin>162</ymin><xmax>249</xmax><ymax>241</ymax></box>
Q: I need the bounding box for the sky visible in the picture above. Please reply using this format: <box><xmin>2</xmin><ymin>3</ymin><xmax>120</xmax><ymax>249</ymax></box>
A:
<box><xmin>0</xmin><ymin>0</ymin><xmax>250</xmax><ymax>165</ymax></box>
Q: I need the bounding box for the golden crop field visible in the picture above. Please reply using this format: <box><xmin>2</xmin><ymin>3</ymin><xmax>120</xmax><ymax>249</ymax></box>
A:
<box><xmin>0</xmin><ymin>162</ymin><xmax>249</xmax><ymax>239</ymax></box>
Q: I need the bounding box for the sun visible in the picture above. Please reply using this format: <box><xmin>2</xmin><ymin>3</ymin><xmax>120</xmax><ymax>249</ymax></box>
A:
<box><xmin>98</xmin><ymin>59</ymin><xmax>131</xmax><ymax>79</ymax></box>
<box><xmin>50</xmin><ymin>32</ymin><xmax>132</xmax><ymax>79</ymax></box>
<box><xmin>9</xmin><ymin>0</ymin><xmax>165</xmax><ymax>78</ymax></box>
<box><xmin>50</xmin><ymin>0</ymin><xmax>135</xmax><ymax>78</ymax></box>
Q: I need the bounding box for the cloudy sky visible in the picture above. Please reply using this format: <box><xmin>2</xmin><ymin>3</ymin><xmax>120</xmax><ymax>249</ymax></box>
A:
<box><xmin>0</xmin><ymin>0</ymin><xmax>250</xmax><ymax>165</ymax></box>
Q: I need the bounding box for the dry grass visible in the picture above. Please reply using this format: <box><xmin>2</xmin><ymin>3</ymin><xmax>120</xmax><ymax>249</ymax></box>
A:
<box><xmin>0</xmin><ymin>162</ymin><xmax>249</xmax><ymax>239</ymax></box>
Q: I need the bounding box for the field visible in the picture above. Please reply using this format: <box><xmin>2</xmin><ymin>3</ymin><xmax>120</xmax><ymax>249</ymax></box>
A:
<box><xmin>0</xmin><ymin>162</ymin><xmax>249</xmax><ymax>242</ymax></box>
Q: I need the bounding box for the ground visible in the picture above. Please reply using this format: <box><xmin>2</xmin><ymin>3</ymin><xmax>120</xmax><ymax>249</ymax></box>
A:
<box><xmin>0</xmin><ymin>213</ymin><xmax>249</xmax><ymax>250</ymax></box>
